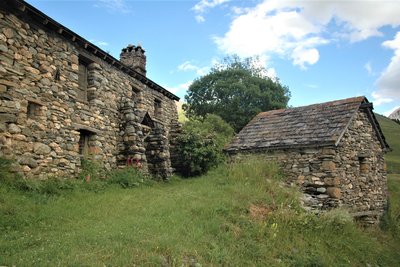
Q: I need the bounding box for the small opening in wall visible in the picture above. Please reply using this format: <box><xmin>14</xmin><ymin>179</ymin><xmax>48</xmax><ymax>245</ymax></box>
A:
<box><xmin>78</xmin><ymin>130</ymin><xmax>94</xmax><ymax>157</ymax></box>
<box><xmin>54</xmin><ymin>67</ymin><xmax>61</xmax><ymax>81</ymax></box>
<box><xmin>78</xmin><ymin>56</ymin><xmax>91</xmax><ymax>102</ymax></box>
<box><xmin>27</xmin><ymin>102</ymin><xmax>41</xmax><ymax>119</ymax></box>
<box><xmin>154</xmin><ymin>98</ymin><xmax>162</xmax><ymax>118</ymax></box>
<box><xmin>359</xmin><ymin>156</ymin><xmax>369</xmax><ymax>174</ymax></box>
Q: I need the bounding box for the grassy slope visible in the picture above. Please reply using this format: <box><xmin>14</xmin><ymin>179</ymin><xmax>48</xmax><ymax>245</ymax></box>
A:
<box><xmin>1</xmin><ymin>159</ymin><xmax>399</xmax><ymax>266</ymax></box>
<box><xmin>376</xmin><ymin>113</ymin><xmax>400</xmax><ymax>173</ymax></box>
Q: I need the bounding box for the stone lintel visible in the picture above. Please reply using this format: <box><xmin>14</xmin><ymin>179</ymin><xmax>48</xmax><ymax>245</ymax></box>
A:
<box><xmin>72</xmin><ymin>123</ymin><xmax>100</xmax><ymax>134</ymax></box>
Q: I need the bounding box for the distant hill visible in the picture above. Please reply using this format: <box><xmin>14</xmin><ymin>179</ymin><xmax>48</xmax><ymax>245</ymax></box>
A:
<box><xmin>389</xmin><ymin>107</ymin><xmax>400</xmax><ymax>121</ymax></box>
<box><xmin>376</xmin><ymin>113</ymin><xmax>400</xmax><ymax>173</ymax></box>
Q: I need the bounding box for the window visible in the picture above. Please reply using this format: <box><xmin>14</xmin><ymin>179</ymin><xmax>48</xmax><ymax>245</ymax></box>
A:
<box><xmin>78</xmin><ymin>58</ymin><xmax>89</xmax><ymax>102</ymax></box>
<box><xmin>359</xmin><ymin>156</ymin><xmax>369</xmax><ymax>174</ymax></box>
<box><xmin>78</xmin><ymin>130</ymin><xmax>92</xmax><ymax>156</ymax></box>
<box><xmin>27</xmin><ymin>102</ymin><xmax>41</xmax><ymax>119</ymax></box>
<box><xmin>154</xmin><ymin>98</ymin><xmax>162</xmax><ymax>118</ymax></box>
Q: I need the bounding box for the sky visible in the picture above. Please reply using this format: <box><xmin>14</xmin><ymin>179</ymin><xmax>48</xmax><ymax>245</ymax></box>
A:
<box><xmin>26</xmin><ymin>0</ymin><xmax>400</xmax><ymax>116</ymax></box>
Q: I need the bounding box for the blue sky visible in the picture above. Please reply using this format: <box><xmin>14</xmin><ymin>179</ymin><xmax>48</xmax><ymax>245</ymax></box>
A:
<box><xmin>26</xmin><ymin>0</ymin><xmax>400</xmax><ymax>116</ymax></box>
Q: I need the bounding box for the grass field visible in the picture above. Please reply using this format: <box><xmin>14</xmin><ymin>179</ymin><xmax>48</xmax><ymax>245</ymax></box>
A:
<box><xmin>1</xmin><ymin>158</ymin><xmax>399</xmax><ymax>266</ymax></box>
<box><xmin>376</xmin><ymin>114</ymin><xmax>400</xmax><ymax>173</ymax></box>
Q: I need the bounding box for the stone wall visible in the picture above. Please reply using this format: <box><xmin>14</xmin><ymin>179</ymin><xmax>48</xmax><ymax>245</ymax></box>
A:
<box><xmin>234</xmin><ymin>109</ymin><xmax>387</xmax><ymax>223</ymax></box>
<box><xmin>0</xmin><ymin>9</ymin><xmax>179</xmax><ymax>178</ymax></box>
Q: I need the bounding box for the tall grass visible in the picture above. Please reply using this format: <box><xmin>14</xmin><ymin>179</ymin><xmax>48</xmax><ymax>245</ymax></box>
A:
<box><xmin>376</xmin><ymin>114</ymin><xmax>400</xmax><ymax>174</ymax></box>
<box><xmin>1</xmin><ymin>157</ymin><xmax>399</xmax><ymax>266</ymax></box>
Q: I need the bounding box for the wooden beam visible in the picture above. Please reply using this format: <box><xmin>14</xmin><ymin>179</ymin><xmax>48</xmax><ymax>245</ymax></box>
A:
<box><xmin>43</xmin><ymin>19</ymin><xmax>49</xmax><ymax>25</ymax></box>
<box><xmin>84</xmin><ymin>43</ymin><xmax>88</xmax><ymax>49</ymax></box>
<box><xmin>58</xmin><ymin>28</ymin><xmax>63</xmax><ymax>34</ymax></box>
<box><xmin>71</xmin><ymin>36</ymin><xmax>76</xmax><ymax>42</ymax></box>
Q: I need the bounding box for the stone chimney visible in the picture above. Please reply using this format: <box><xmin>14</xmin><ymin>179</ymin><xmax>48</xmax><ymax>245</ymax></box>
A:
<box><xmin>120</xmin><ymin>44</ymin><xmax>147</xmax><ymax>76</ymax></box>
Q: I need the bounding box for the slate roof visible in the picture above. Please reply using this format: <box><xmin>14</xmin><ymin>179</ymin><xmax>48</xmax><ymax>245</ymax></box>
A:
<box><xmin>225</xmin><ymin>96</ymin><xmax>389</xmax><ymax>153</ymax></box>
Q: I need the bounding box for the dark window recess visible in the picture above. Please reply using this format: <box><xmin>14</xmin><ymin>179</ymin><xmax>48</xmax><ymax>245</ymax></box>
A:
<box><xmin>154</xmin><ymin>98</ymin><xmax>162</xmax><ymax>117</ymax></box>
<box><xmin>27</xmin><ymin>102</ymin><xmax>41</xmax><ymax>119</ymax></box>
<box><xmin>78</xmin><ymin>58</ymin><xmax>89</xmax><ymax>102</ymax></box>
<box><xmin>54</xmin><ymin>67</ymin><xmax>61</xmax><ymax>81</ymax></box>
<box><xmin>78</xmin><ymin>130</ymin><xmax>92</xmax><ymax>156</ymax></box>
<box><xmin>359</xmin><ymin>156</ymin><xmax>369</xmax><ymax>174</ymax></box>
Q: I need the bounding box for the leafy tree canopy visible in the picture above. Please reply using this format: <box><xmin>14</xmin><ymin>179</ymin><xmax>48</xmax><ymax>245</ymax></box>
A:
<box><xmin>184</xmin><ymin>55</ymin><xmax>291</xmax><ymax>132</ymax></box>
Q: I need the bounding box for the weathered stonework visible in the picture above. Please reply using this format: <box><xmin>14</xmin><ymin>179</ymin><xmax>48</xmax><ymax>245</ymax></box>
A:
<box><xmin>0</xmin><ymin>0</ymin><xmax>180</xmax><ymax>179</ymax></box>
<box><xmin>226</xmin><ymin>97</ymin><xmax>390</xmax><ymax>223</ymax></box>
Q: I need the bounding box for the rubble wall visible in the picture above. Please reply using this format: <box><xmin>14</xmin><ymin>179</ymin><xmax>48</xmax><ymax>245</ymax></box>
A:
<box><xmin>0</xmin><ymin>10</ymin><xmax>179</xmax><ymax>178</ymax></box>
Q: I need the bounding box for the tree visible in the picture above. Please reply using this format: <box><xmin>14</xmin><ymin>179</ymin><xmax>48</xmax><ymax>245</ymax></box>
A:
<box><xmin>184</xmin><ymin>56</ymin><xmax>290</xmax><ymax>132</ymax></box>
<box><xmin>174</xmin><ymin>114</ymin><xmax>234</xmax><ymax>177</ymax></box>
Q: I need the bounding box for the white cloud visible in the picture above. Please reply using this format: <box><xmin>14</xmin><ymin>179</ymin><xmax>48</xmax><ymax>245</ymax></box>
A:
<box><xmin>371</xmin><ymin>91</ymin><xmax>393</xmax><ymax>106</ymax></box>
<box><xmin>89</xmin><ymin>39</ymin><xmax>109</xmax><ymax>47</ymax></box>
<box><xmin>214</xmin><ymin>0</ymin><xmax>400</xmax><ymax>68</ymax></box>
<box><xmin>166</xmin><ymin>81</ymin><xmax>193</xmax><ymax>95</ymax></box>
<box><xmin>195</xmin><ymin>15</ymin><xmax>205</xmax><ymax>23</ymax></box>
<box><xmin>95</xmin><ymin>0</ymin><xmax>131</xmax><ymax>14</ymax></box>
<box><xmin>305</xmin><ymin>84</ymin><xmax>319</xmax><ymax>89</ymax></box>
<box><xmin>375</xmin><ymin>32</ymin><xmax>400</xmax><ymax>102</ymax></box>
<box><xmin>192</xmin><ymin>0</ymin><xmax>231</xmax><ymax>22</ymax></box>
<box><xmin>364</xmin><ymin>62</ymin><xmax>373</xmax><ymax>75</ymax></box>
<box><xmin>178</xmin><ymin>61</ymin><xmax>209</xmax><ymax>76</ymax></box>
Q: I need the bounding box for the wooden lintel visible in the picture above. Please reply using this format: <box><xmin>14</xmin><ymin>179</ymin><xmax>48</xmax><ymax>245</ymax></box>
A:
<box><xmin>43</xmin><ymin>19</ymin><xmax>49</xmax><ymax>25</ymax></box>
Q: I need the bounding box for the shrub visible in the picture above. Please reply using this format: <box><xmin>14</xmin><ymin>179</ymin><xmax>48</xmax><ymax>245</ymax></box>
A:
<box><xmin>79</xmin><ymin>158</ymin><xmax>103</xmax><ymax>181</ymax></box>
<box><xmin>175</xmin><ymin>114</ymin><xmax>234</xmax><ymax>177</ymax></box>
<box><xmin>108</xmin><ymin>167</ymin><xmax>149</xmax><ymax>188</ymax></box>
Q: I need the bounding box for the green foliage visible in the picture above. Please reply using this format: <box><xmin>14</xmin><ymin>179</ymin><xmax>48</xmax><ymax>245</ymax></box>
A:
<box><xmin>0</xmin><ymin>157</ymin><xmax>399</xmax><ymax>266</ymax></box>
<box><xmin>108</xmin><ymin>167</ymin><xmax>150</xmax><ymax>188</ymax></box>
<box><xmin>375</xmin><ymin>113</ymin><xmax>400</xmax><ymax>173</ymax></box>
<box><xmin>184</xmin><ymin>55</ymin><xmax>290</xmax><ymax>132</ymax></box>
<box><xmin>381</xmin><ymin>174</ymin><xmax>400</xmax><ymax>239</ymax></box>
<box><xmin>175</xmin><ymin>114</ymin><xmax>234</xmax><ymax>177</ymax></box>
<box><xmin>79</xmin><ymin>158</ymin><xmax>103</xmax><ymax>181</ymax></box>
<box><xmin>0</xmin><ymin>157</ymin><xmax>20</xmax><ymax>186</ymax></box>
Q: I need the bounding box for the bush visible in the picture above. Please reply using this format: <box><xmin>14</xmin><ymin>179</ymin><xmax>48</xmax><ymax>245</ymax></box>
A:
<box><xmin>79</xmin><ymin>158</ymin><xmax>104</xmax><ymax>181</ymax></box>
<box><xmin>108</xmin><ymin>167</ymin><xmax>150</xmax><ymax>188</ymax></box>
<box><xmin>175</xmin><ymin>114</ymin><xmax>234</xmax><ymax>177</ymax></box>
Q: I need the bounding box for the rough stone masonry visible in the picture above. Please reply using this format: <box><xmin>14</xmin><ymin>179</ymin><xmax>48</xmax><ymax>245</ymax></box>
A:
<box><xmin>225</xmin><ymin>97</ymin><xmax>390</xmax><ymax>223</ymax></box>
<box><xmin>0</xmin><ymin>0</ymin><xmax>181</xmax><ymax>179</ymax></box>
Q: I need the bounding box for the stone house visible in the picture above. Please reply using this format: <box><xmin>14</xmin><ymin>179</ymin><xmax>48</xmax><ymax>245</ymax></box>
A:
<box><xmin>0</xmin><ymin>0</ymin><xmax>181</xmax><ymax>178</ymax></box>
<box><xmin>225</xmin><ymin>96</ymin><xmax>390</xmax><ymax>222</ymax></box>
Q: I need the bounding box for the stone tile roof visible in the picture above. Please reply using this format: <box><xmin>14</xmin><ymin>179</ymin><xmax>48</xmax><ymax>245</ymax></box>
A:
<box><xmin>225</xmin><ymin>96</ymin><xmax>389</xmax><ymax>152</ymax></box>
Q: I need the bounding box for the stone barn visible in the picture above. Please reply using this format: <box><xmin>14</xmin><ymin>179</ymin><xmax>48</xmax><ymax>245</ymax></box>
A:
<box><xmin>225</xmin><ymin>96</ymin><xmax>390</xmax><ymax>223</ymax></box>
<box><xmin>0</xmin><ymin>0</ymin><xmax>181</xmax><ymax>178</ymax></box>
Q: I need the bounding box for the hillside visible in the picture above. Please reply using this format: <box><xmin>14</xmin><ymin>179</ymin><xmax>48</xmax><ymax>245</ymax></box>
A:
<box><xmin>376</xmin><ymin>113</ymin><xmax>400</xmax><ymax>173</ymax></box>
<box><xmin>1</xmin><ymin>158</ymin><xmax>400</xmax><ymax>266</ymax></box>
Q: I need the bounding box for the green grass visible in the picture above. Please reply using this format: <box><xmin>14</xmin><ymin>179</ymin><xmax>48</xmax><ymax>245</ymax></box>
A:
<box><xmin>376</xmin><ymin>114</ymin><xmax>400</xmax><ymax>173</ymax></box>
<box><xmin>1</xmin><ymin>157</ymin><xmax>400</xmax><ymax>266</ymax></box>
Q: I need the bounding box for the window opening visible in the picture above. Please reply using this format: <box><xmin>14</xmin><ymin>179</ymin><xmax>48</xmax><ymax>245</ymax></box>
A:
<box><xmin>78</xmin><ymin>130</ymin><xmax>92</xmax><ymax>156</ymax></box>
<box><xmin>78</xmin><ymin>57</ymin><xmax>89</xmax><ymax>101</ymax></box>
<box><xmin>154</xmin><ymin>98</ymin><xmax>162</xmax><ymax>118</ymax></box>
<box><xmin>27</xmin><ymin>102</ymin><xmax>41</xmax><ymax>119</ymax></box>
<box><xmin>359</xmin><ymin>156</ymin><xmax>369</xmax><ymax>174</ymax></box>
